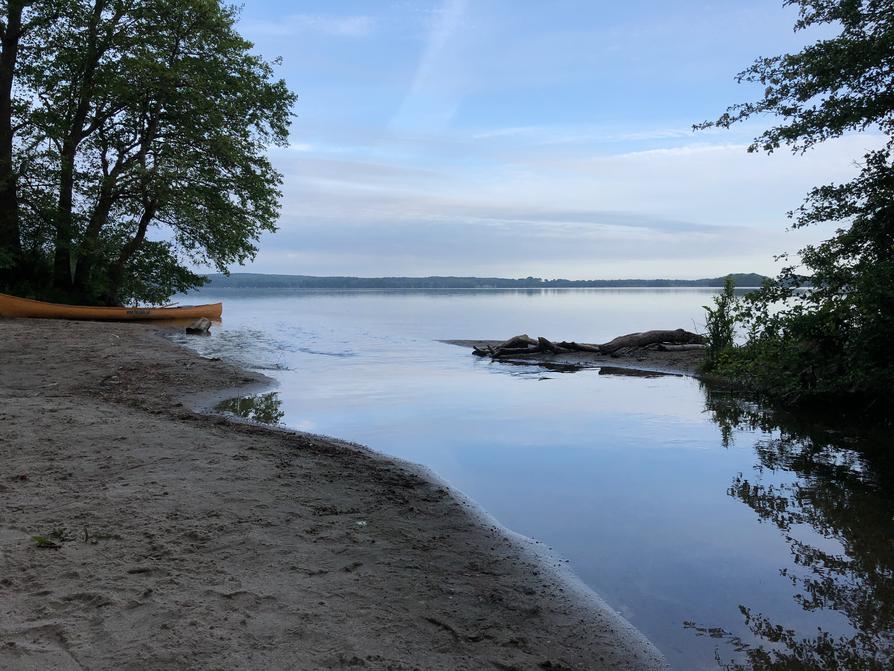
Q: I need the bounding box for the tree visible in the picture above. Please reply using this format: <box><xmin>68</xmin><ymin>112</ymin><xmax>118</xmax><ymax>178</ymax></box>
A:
<box><xmin>698</xmin><ymin>0</ymin><xmax>894</xmax><ymax>413</ymax></box>
<box><xmin>702</xmin><ymin>275</ymin><xmax>738</xmax><ymax>367</ymax></box>
<box><xmin>0</xmin><ymin>0</ymin><xmax>296</xmax><ymax>304</ymax></box>
<box><xmin>0</xmin><ymin>1</ymin><xmax>26</xmax><ymax>268</ymax></box>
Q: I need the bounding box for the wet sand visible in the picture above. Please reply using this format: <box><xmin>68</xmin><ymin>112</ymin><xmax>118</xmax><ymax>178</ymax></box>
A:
<box><xmin>0</xmin><ymin>319</ymin><xmax>668</xmax><ymax>670</ymax></box>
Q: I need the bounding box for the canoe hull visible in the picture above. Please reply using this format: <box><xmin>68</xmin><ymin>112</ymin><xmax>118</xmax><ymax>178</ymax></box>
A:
<box><xmin>0</xmin><ymin>292</ymin><xmax>222</xmax><ymax>321</ymax></box>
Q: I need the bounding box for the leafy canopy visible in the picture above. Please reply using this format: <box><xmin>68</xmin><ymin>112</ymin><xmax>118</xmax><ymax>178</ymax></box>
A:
<box><xmin>0</xmin><ymin>0</ymin><xmax>296</xmax><ymax>304</ymax></box>
<box><xmin>699</xmin><ymin>0</ymin><xmax>894</xmax><ymax>412</ymax></box>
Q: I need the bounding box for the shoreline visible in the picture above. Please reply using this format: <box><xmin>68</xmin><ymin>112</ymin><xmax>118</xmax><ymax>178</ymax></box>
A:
<box><xmin>1</xmin><ymin>319</ymin><xmax>668</xmax><ymax>670</ymax></box>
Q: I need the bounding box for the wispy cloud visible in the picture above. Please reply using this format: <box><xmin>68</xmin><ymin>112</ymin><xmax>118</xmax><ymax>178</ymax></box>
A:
<box><xmin>470</xmin><ymin>125</ymin><xmax>748</xmax><ymax>146</ymax></box>
<box><xmin>243</xmin><ymin>14</ymin><xmax>374</xmax><ymax>38</ymax></box>
<box><xmin>472</xmin><ymin>126</ymin><xmax>541</xmax><ymax>140</ymax></box>
<box><xmin>389</xmin><ymin>0</ymin><xmax>469</xmax><ymax>133</ymax></box>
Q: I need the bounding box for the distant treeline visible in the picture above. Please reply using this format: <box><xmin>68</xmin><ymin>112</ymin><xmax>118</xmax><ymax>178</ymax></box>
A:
<box><xmin>205</xmin><ymin>272</ymin><xmax>769</xmax><ymax>289</ymax></box>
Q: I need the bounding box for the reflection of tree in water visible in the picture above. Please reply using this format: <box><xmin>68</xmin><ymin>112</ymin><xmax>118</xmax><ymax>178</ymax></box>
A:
<box><xmin>216</xmin><ymin>392</ymin><xmax>284</xmax><ymax>425</ymax></box>
<box><xmin>688</xmin><ymin>385</ymin><xmax>894</xmax><ymax>670</ymax></box>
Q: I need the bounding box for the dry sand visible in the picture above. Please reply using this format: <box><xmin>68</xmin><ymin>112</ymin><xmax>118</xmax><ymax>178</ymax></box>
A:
<box><xmin>1</xmin><ymin>319</ymin><xmax>668</xmax><ymax>670</ymax></box>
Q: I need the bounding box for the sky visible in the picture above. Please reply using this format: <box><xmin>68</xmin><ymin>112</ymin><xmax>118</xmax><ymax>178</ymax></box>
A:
<box><xmin>230</xmin><ymin>0</ymin><xmax>879</xmax><ymax>279</ymax></box>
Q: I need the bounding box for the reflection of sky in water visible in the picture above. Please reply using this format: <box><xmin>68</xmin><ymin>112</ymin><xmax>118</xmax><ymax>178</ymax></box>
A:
<box><xmin>175</xmin><ymin>288</ymin><xmax>891</xmax><ymax>671</ymax></box>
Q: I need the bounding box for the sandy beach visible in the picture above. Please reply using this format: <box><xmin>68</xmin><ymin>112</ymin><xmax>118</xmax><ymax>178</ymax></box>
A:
<box><xmin>1</xmin><ymin>319</ymin><xmax>668</xmax><ymax>671</ymax></box>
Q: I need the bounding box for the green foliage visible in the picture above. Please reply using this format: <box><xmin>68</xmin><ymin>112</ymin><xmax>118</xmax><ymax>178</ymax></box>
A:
<box><xmin>699</xmin><ymin>0</ymin><xmax>894</xmax><ymax>416</ymax></box>
<box><xmin>31</xmin><ymin>535</ymin><xmax>60</xmax><ymax>549</ymax></box>
<box><xmin>115</xmin><ymin>241</ymin><xmax>207</xmax><ymax>306</ymax></box>
<box><xmin>0</xmin><ymin>245</ymin><xmax>12</xmax><ymax>270</ymax></box>
<box><xmin>0</xmin><ymin>0</ymin><xmax>296</xmax><ymax>305</ymax></box>
<box><xmin>696</xmin><ymin>0</ymin><xmax>894</xmax><ymax>154</ymax></box>
<box><xmin>701</xmin><ymin>276</ymin><xmax>738</xmax><ymax>368</ymax></box>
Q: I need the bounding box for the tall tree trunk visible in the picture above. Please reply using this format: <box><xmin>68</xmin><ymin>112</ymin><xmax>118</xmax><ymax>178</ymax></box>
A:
<box><xmin>105</xmin><ymin>200</ymin><xmax>157</xmax><ymax>305</ymax></box>
<box><xmin>0</xmin><ymin>1</ymin><xmax>25</xmax><ymax>265</ymax></box>
<box><xmin>52</xmin><ymin>0</ymin><xmax>108</xmax><ymax>292</ymax></box>
<box><xmin>52</xmin><ymin>142</ymin><xmax>77</xmax><ymax>288</ymax></box>
<box><xmin>72</xmin><ymin>172</ymin><xmax>115</xmax><ymax>293</ymax></box>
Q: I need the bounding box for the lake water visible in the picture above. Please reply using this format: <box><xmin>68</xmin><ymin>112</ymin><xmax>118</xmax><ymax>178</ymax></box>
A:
<box><xmin>174</xmin><ymin>288</ymin><xmax>893</xmax><ymax>671</ymax></box>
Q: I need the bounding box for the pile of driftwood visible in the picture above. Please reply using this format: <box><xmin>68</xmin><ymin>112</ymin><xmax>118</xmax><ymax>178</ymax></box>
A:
<box><xmin>472</xmin><ymin>329</ymin><xmax>705</xmax><ymax>359</ymax></box>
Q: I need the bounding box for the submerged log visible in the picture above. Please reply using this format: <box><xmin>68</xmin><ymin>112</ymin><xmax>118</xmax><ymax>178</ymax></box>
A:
<box><xmin>491</xmin><ymin>347</ymin><xmax>543</xmax><ymax>357</ymax></box>
<box><xmin>477</xmin><ymin>329</ymin><xmax>705</xmax><ymax>360</ymax></box>
<box><xmin>556</xmin><ymin>341</ymin><xmax>601</xmax><ymax>353</ymax></box>
<box><xmin>656</xmin><ymin>343</ymin><xmax>706</xmax><ymax>352</ymax></box>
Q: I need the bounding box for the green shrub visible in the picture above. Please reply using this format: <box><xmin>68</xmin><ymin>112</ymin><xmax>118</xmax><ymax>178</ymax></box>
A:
<box><xmin>702</xmin><ymin>276</ymin><xmax>738</xmax><ymax>369</ymax></box>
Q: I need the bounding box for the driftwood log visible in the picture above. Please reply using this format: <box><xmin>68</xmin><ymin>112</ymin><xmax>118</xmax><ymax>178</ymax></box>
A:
<box><xmin>590</xmin><ymin>329</ymin><xmax>704</xmax><ymax>354</ymax></box>
<box><xmin>472</xmin><ymin>329</ymin><xmax>705</xmax><ymax>359</ymax></box>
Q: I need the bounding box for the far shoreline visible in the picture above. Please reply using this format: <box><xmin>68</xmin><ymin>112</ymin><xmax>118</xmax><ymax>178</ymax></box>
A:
<box><xmin>200</xmin><ymin>271</ymin><xmax>770</xmax><ymax>291</ymax></box>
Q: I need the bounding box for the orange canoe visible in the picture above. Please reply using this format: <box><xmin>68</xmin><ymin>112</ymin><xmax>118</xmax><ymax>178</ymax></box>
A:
<box><xmin>0</xmin><ymin>292</ymin><xmax>222</xmax><ymax>321</ymax></box>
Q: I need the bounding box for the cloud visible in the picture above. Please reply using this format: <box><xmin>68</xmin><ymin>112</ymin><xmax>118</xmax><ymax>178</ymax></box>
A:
<box><xmin>469</xmin><ymin>121</ymin><xmax>768</xmax><ymax>149</ymax></box>
<box><xmin>250</xmin><ymin>214</ymin><xmax>779</xmax><ymax>280</ymax></box>
<box><xmin>476</xmin><ymin>134</ymin><xmax>884</xmax><ymax>230</ymax></box>
<box><xmin>472</xmin><ymin>125</ymin><xmax>698</xmax><ymax>145</ymax></box>
<box><xmin>243</xmin><ymin>14</ymin><xmax>374</xmax><ymax>38</ymax></box>
<box><xmin>249</xmin><ymin>131</ymin><xmax>883</xmax><ymax>278</ymax></box>
<box><xmin>389</xmin><ymin>0</ymin><xmax>470</xmax><ymax>133</ymax></box>
<box><xmin>261</xmin><ymin>157</ymin><xmax>785</xmax><ymax>278</ymax></box>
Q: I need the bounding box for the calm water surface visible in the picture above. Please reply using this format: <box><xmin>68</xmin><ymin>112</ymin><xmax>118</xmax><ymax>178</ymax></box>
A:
<box><xmin>175</xmin><ymin>288</ymin><xmax>893</xmax><ymax>671</ymax></box>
